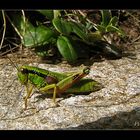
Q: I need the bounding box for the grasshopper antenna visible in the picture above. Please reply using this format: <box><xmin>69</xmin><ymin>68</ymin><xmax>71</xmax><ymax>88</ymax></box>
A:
<box><xmin>6</xmin><ymin>55</ymin><xmax>19</xmax><ymax>71</ymax></box>
<box><xmin>5</xmin><ymin>43</ymin><xmax>20</xmax><ymax>71</ymax></box>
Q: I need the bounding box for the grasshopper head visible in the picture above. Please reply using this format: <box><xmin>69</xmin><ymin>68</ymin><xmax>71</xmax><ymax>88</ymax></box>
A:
<box><xmin>17</xmin><ymin>67</ymin><xmax>28</xmax><ymax>85</ymax></box>
<box><xmin>83</xmin><ymin>67</ymin><xmax>90</xmax><ymax>75</ymax></box>
<box><xmin>7</xmin><ymin>56</ymin><xmax>28</xmax><ymax>85</ymax></box>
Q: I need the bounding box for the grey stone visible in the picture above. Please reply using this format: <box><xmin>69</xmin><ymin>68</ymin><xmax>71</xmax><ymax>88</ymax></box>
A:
<box><xmin>0</xmin><ymin>46</ymin><xmax>140</xmax><ymax>129</ymax></box>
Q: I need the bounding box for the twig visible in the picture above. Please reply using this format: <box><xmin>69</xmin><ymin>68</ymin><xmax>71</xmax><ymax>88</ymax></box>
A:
<box><xmin>77</xmin><ymin>10</ymin><xmax>98</xmax><ymax>30</ymax></box>
<box><xmin>6</xmin><ymin>13</ymin><xmax>23</xmax><ymax>40</ymax></box>
<box><xmin>0</xmin><ymin>10</ymin><xmax>6</xmax><ymax>50</ymax></box>
<box><xmin>127</xmin><ymin>11</ymin><xmax>140</xmax><ymax>23</ymax></box>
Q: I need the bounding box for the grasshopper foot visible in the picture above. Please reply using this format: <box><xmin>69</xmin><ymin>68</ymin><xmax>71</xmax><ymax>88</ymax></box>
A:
<box><xmin>52</xmin><ymin>99</ymin><xmax>60</xmax><ymax>107</ymax></box>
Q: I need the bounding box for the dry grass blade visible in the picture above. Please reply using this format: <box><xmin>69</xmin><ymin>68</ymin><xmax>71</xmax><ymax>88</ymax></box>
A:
<box><xmin>0</xmin><ymin>10</ymin><xmax>6</xmax><ymax>50</ymax></box>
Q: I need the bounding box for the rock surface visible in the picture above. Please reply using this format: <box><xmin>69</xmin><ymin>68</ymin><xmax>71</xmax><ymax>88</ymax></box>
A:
<box><xmin>0</xmin><ymin>45</ymin><xmax>140</xmax><ymax>130</ymax></box>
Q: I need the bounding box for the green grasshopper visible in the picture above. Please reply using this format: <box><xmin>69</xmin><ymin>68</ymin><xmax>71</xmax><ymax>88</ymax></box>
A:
<box><xmin>8</xmin><ymin>57</ymin><xmax>102</xmax><ymax>109</ymax></box>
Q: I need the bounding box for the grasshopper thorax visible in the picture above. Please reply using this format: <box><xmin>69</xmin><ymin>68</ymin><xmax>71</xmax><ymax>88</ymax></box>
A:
<box><xmin>83</xmin><ymin>67</ymin><xmax>90</xmax><ymax>75</ymax></box>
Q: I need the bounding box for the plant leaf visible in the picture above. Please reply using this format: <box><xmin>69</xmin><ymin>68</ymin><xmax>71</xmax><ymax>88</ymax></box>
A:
<box><xmin>22</xmin><ymin>24</ymin><xmax>56</xmax><ymax>48</ymax></box>
<box><xmin>96</xmin><ymin>24</ymin><xmax>106</xmax><ymax>34</ymax></box>
<box><xmin>53</xmin><ymin>10</ymin><xmax>61</xmax><ymax>19</ymax></box>
<box><xmin>12</xmin><ymin>15</ymin><xmax>56</xmax><ymax>47</ymax></box>
<box><xmin>52</xmin><ymin>18</ymin><xmax>72</xmax><ymax>35</ymax></box>
<box><xmin>109</xmin><ymin>16</ymin><xmax>118</xmax><ymax>26</ymax></box>
<box><xmin>57</xmin><ymin>36</ymin><xmax>78</xmax><ymax>62</ymax></box>
<box><xmin>101</xmin><ymin>10</ymin><xmax>112</xmax><ymax>27</ymax></box>
<box><xmin>37</xmin><ymin>10</ymin><xmax>54</xmax><ymax>20</ymax></box>
<box><xmin>106</xmin><ymin>25</ymin><xmax>125</xmax><ymax>36</ymax></box>
<box><xmin>70</xmin><ymin>22</ymin><xmax>88</xmax><ymax>41</ymax></box>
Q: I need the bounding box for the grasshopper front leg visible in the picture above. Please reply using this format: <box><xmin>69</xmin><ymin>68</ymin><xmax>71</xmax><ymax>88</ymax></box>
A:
<box><xmin>24</xmin><ymin>83</ymin><xmax>34</xmax><ymax>110</ymax></box>
<box><xmin>40</xmin><ymin>67</ymin><xmax>90</xmax><ymax>103</ymax></box>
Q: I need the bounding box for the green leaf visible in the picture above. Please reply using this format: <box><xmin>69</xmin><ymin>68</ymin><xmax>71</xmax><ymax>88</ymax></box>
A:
<box><xmin>57</xmin><ymin>36</ymin><xmax>78</xmax><ymax>62</ymax></box>
<box><xmin>22</xmin><ymin>24</ymin><xmax>56</xmax><ymax>48</ymax></box>
<box><xmin>70</xmin><ymin>22</ymin><xmax>88</xmax><ymax>41</ymax></box>
<box><xmin>87</xmin><ymin>31</ymin><xmax>102</xmax><ymax>42</ymax></box>
<box><xmin>12</xmin><ymin>14</ymin><xmax>33</xmax><ymax>36</ymax></box>
<box><xmin>37</xmin><ymin>10</ymin><xmax>54</xmax><ymax>20</ymax></box>
<box><xmin>36</xmin><ymin>50</ymin><xmax>50</xmax><ymax>57</ymax></box>
<box><xmin>52</xmin><ymin>18</ymin><xmax>72</xmax><ymax>35</ymax></box>
<box><xmin>101</xmin><ymin>10</ymin><xmax>112</xmax><ymax>27</ymax></box>
<box><xmin>53</xmin><ymin>10</ymin><xmax>61</xmax><ymax>19</ymax></box>
<box><xmin>35</xmin><ymin>45</ymin><xmax>55</xmax><ymax>57</ymax></box>
<box><xmin>12</xmin><ymin>15</ymin><xmax>56</xmax><ymax>47</ymax></box>
<box><xmin>86</xmin><ymin>22</ymin><xmax>94</xmax><ymax>30</ymax></box>
<box><xmin>109</xmin><ymin>16</ymin><xmax>118</xmax><ymax>26</ymax></box>
<box><xmin>96</xmin><ymin>24</ymin><xmax>106</xmax><ymax>34</ymax></box>
<box><xmin>106</xmin><ymin>25</ymin><xmax>125</xmax><ymax>36</ymax></box>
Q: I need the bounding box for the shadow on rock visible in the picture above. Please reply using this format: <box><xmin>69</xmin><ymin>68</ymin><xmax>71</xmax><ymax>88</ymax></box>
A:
<box><xmin>62</xmin><ymin>107</ymin><xmax>140</xmax><ymax>130</ymax></box>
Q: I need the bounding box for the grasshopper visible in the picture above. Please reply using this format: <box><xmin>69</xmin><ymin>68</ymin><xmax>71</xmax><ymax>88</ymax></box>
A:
<box><xmin>8</xmin><ymin>57</ymin><xmax>102</xmax><ymax>109</ymax></box>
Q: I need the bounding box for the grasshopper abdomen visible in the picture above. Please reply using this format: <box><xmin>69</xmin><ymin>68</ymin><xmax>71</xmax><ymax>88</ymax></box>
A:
<box><xmin>45</xmin><ymin>76</ymin><xmax>58</xmax><ymax>84</ymax></box>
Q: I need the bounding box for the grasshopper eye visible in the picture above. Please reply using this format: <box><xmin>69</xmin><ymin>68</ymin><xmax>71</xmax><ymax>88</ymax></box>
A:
<box><xmin>83</xmin><ymin>67</ymin><xmax>90</xmax><ymax>75</ymax></box>
<box><xmin>20</xmin><ymin>68</ymin><xmax>28</xmax><ymax>74</ymax></box>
